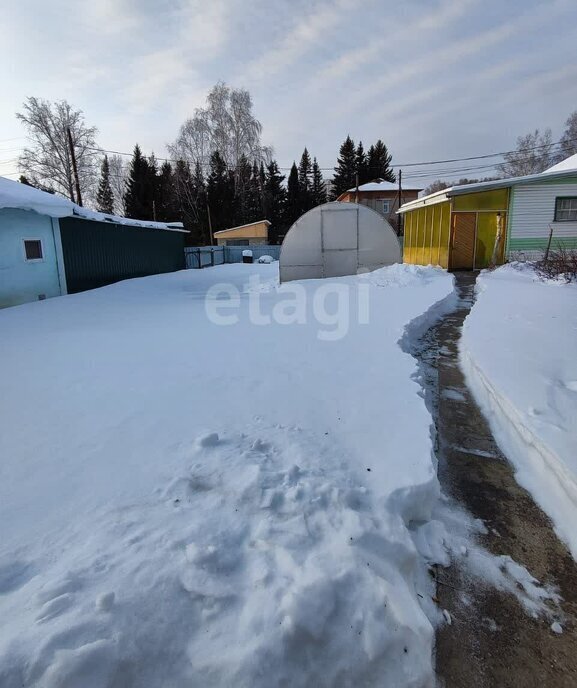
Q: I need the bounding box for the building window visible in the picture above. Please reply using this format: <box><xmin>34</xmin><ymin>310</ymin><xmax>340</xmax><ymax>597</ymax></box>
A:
<box><xmin>554</xmin><ymin>197</ymin><xmax>577</xmax><ymax>222</ymax></box>
<box><xmin>23</xmin><ymin>239</ymin><xmax>44</xmax><ymax>262</ymax></box>
<box><xmin>382</xmin><ymin>200</ymin><xmax>391</xmax><ymax>214</ymax></box>
<box><xmin>226</xmin><ymin>239</ymin><xmax>250</xmax><ymax>246</ymax></box>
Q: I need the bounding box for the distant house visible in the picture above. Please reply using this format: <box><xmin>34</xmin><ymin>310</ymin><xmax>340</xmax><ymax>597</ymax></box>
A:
<box><xmin>0</xmin><ymin>176</ymin><xmax>187</xmax><ymax>308</ymax></box>
<box><xmin>397</xmin><ymin>153</ymin><xmax>577</xmax><ymax>270</ymax></box>
<box><xmin>213</xmin><ymin>220</ymin><xmax>270</xmax><ymax>246</ymax></box>
<box><xmin>337</xmin><ymin>179</ymin><xmax>423</xmax><ymax>228</ymax></box>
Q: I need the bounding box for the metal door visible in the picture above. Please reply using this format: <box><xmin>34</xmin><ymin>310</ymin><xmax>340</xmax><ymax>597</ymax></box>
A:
<box><xmin>450</xmin><ymin>212</ymin><xmax>476</xmax><ymax>270</ymax></box>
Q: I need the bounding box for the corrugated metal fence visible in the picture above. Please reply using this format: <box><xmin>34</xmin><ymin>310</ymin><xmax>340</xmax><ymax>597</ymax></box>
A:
<box><xmin>185</xmin><ymin>245</ymin><xmax>281</xmax><ymax>269</ymax></box>
<box><xmin>59</xmin><ymin>217</ymin><xmax>185</xmax><ymax>293</ymax></box>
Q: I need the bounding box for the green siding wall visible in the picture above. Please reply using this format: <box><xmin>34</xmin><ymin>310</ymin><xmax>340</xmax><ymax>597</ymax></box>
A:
<box><xmin>59</xmin><ymin>218</ymin><xmax>185</xmax><ymax>294</ymax></box>
<box><xmin>508</xmin><ymin>237</ymin><xmax>577</xmax><ymax>250</ymax></box>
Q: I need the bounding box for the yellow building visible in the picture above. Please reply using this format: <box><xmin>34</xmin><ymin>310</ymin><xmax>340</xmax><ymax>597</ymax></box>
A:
<box><xmin>213</xmin><ymin>220</ymin><xmax>270</xmax><ymax>246</ymax></box>
<box><xmin>398</xmin><ymin>185</ymin><xmax>508</xmax><ymax>270</ymax></box>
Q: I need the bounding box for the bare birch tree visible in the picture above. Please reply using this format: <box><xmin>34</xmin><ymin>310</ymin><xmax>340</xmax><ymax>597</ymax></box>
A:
<box><xmin>558</xmin><ymin>111</ymin><xmax>577</xmax><ymax>161</ymax></box>
<box><xmin>16</xmin><ymin>98</ymin><xmax>99</xmax><ymax>202</ymax></box>
<box><xmin>108</xmin><ymin>154</ymin><xmax>128</xmax><ymax>215</ymax></box>
<box><xmin>498</xmin><ymin>128</ymin><xmax>554</xmax><ymax>177</ymax></box>
<box><xmin>168</xmin><ymin>82</ymin><xmax>272</xmax><ymax>177</ymax></box>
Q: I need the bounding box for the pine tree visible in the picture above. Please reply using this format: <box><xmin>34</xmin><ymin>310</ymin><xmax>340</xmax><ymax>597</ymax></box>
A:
<box><xmin>124</xmin><ymin>144</ymin><xmax>153</xmax><ymax>219</ymax></box>
<box><xmin>366</xmin><ymin>140</ymin><xmax>395</xmax><ymax>182</ymax></box>
<box><xmin>285</xmin><ymin>162</ymin><xmax>300</xmax><ymax>226</ymax></box>
<box><xmin>311</xmin><ymin>158</ymin><xmax>327</xmax><ymax>206</ymax></box>
<box><xmin>96</xmin><ymin>155</ymin><xmax>115</xmax><ymax>214</ymax></box>
<box><xmin>263</xmin><ymin>160</ymin><xmax>286</xmax><ymax>242</ymax></box>
<box><xmin>356</xmin><ymin>142</ymin><xmax>369</xmax><ymax>185</ymax></box>
<box><xmin>331</xmin><ymin>136</ymin><xmax>357</xmax><ymax>199</ymax></box>
<box><xmin>207</xmin><ymin>151</ymin><xmax>235</xmax><ymax>232</ymax></box>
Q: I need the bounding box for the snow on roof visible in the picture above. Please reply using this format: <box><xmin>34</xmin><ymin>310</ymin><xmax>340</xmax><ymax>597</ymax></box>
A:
<box><xmin>344</xmin><ymin>180</ymin><xmax>423</xmax><ymax>193</ymax></box>
<box><xmin>543</xmin><ymin>153</ymin><xmax>577</xmax><ymax>173</ymax></box>
<box><xmin>0</xmin><ymin>176</ymin><xmax>186</xmax><ymax>232</ymax></box>
<box><xmin>0</xmin><ymin>176</ymin><xmax>73</xmax><ymax>218</ymax></box>
<box><xmin>213</xmin><ymin>219</ymin><xmax>271</xmax><ymax>236</ymax></box>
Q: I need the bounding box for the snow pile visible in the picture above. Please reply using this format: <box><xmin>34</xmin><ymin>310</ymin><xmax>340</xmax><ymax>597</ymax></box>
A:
<box><xmin>0</xmin><ymin>263</ymin><xmax>454</xmax><ymax>687</ymax></box>
<box><xmin>461</xmin><ymin>264</ymin><xmax>577</xmax><ymax>559</ymax></box>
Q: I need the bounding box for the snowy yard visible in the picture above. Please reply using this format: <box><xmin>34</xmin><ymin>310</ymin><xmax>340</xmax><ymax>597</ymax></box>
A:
<box><xmin>461</xmin><ymin>264</ymin><xmax>577</xmax><ymax>559</ymax></box>
<box><xmin>0</xmin><ymin>262</ymin><xmax>456</xmax><ymax>687</ymax></box>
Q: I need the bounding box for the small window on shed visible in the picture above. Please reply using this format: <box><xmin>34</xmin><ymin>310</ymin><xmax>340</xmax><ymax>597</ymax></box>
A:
<box><xmin>382</xmin><ymin>201</ymin><xmax>391</xmax><ymax>214</ymax></box>
<box><xmin>555</xmin><ymin>197</ymin><xmax>577</xmax><ymax>222</ymax></box>
<box><xmin>23</xmin><ymin>239</ymin><xmax>44</xmax><ymax>261</ymax></box>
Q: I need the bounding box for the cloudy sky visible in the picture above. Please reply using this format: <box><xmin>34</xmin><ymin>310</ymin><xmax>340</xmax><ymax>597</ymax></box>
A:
<box><xmin>0</xmin><ymin>0</ymin><xmax>576</xmax><ymax>185</ymax></box>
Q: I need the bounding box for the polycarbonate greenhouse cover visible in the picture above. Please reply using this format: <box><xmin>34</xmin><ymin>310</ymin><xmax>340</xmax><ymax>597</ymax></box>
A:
<box><xmin>279</xmin><ymin>202</ymin><xmax>401</xmax><ymax>282</ymax></box>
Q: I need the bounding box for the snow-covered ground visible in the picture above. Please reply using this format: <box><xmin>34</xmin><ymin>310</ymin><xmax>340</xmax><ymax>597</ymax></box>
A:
<box><xmin>0</xmin><ymin>262</ymin><xmax>456</xmax><ymax>688</ymax></box>
<box><xmin>461</xmin><ymin>264</ymin><xmax>577</xmax><ymax>559</ymax></box>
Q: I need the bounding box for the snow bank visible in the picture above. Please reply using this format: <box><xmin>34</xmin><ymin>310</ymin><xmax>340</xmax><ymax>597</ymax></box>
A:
<box><xmin>0</xmin><ymin>263</ymin><xmax>454</xmax><ymax>687</ymax></box>
<box><xmin>461</xmin><ymin>264</ymin><xmax>577</xmax><ymax>559</ymax></box>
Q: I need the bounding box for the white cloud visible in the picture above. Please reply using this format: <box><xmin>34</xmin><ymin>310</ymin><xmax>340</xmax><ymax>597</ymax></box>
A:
<box><xmin>238</xmin><ymin>0</ymin><xmax>367</xmax><ymax>85</ymax></box>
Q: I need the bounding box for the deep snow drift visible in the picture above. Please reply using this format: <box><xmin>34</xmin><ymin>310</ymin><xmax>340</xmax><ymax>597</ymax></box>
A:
<box><xmin>461</xmin><ymin>264</ymin><xmax>577</xmax><ymax>559</ymax></box>
<box><xmin>0</xmin><ymin>263</ymin><xmax>455</xmax><ymax>687</ymax></box>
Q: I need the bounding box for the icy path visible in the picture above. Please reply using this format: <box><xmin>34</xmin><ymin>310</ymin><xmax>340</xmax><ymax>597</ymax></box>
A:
<box><xmin>411</xmin><ymin>273</ymin><xmax>577</xmax><ymax>688</ymax></box>
<box><xmin>0</xmin><ymin>263</ymin><xmax>454</xmax><ymax>688</ymax></box>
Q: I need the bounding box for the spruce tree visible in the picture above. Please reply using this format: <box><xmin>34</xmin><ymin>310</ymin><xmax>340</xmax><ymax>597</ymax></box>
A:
<box><xmin>366</xmin><ymin>140</ymin><xmax>395</xmax><ymax>182</ymax></box>
<box><xmin>297</xmin><ymin>148</ymin><xmax>314</xmax><ymax>215</ymax></box>
<box><xmin>331</xmin><ymin>136</ymin><xmax>357</xmax><ymax>199</ymax></box>
<box><xmin>263</xmin><ymin>160</ymin><xmax>286</xmax><ymax>242</ymax></box>
<box><xmin>285</xmin><ymin>162</ymin><xmax>300</xmax><ymax>226</ymax></box>
<box><xmin>124</xmin><ymin>144</ymin><xmax>153</xmax><ymax>219</ymax></box>
<box><xmin>156</xmin><ymin>161</ymin><xmax>178</xmax><ymax>222</ymax></box>
<box><xmin>96</xmin><ymin>155</ymin><xmax>115</xmax><ymax>214</ymax></box>
<box><xmin>246</xmin><ymin>161</ymin><xmax>263</xmax><ymax>221</ymax></box>
<box><xmin>234</xmin><ymin>155</ymin><xmax>253</xmax><ymax>225</ymax></box>
<box><xmin>312</xmin><ymin>158</ymin><xmax>327</xmax><ymax>206</ymax></box>
<box><xmin>356</xmin><ymin>142</ymin><xmax>369</xmax><ymax>185</ymax></box>
<box><xmin>207</xmin><ymin>151</ymin><xmax>235</xmax><ymax>233</ymax></box>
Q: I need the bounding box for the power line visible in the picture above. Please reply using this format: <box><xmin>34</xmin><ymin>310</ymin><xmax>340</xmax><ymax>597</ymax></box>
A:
<box><xmin>83</xmin><ymin>135</ymin><xmax>575</xmax><ymax>172</ymax></box>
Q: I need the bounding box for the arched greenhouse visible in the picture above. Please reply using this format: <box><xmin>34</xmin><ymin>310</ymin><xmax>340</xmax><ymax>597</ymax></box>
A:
<box><xmin>279</xmin><ymin>202</ymin><xmax>401</xmax><ymax>282</ymax></box>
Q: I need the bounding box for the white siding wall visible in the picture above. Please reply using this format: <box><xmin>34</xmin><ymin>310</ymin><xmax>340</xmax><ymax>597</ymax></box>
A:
<box><xmin>510</xmin><ymin>181</ymin><xmax>577</xmax><ymax>240</ymax></box>
<box><xmin>508</xmin><ymin>181</ymin><xmax>577</xmax><ymax>260</ymax></box>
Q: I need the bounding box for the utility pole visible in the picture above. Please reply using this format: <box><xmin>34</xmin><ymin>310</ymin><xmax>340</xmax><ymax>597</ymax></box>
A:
<box><xmin>66</xmin><ymin>126</ymin><xmax>83</xmax><ymax>207</ymax></box>
<box><xmin>397</xmin><ymin>169</ymin><xmax>402</xmax><ymax>236</ymax></box>
<box><xmin>152</xmin><ymin>200</ymin><xmax>157</xmax><ymax>222</ymax></box>
<box><xmin>355</xmin><ymin>172</ymin><xmax>359</xmax><ymax>204</ymax></box>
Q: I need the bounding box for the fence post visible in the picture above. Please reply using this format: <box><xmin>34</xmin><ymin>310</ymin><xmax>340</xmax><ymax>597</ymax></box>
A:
<box><xmin>544</xmin><ymin>225</ymin><xmax>554</xmax><ymax>263</ymax></box>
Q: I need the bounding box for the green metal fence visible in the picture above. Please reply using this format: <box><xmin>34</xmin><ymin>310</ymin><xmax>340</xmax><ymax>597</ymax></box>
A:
<box><xmin>59</xmin><ymin>218</ymin><xmax>185</xmax><ymax>294</ymax></box>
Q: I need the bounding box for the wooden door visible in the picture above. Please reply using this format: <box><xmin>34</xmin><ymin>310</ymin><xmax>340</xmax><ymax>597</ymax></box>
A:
<box><xmin>450</xmin><ymin>212</ymin><xmax>476</xmax><ymax>270</ymax></box>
